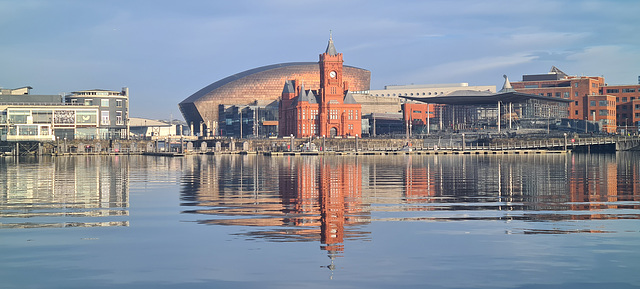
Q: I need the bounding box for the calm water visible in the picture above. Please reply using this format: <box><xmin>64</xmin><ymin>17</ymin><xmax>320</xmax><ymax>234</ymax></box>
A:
<box><xmin>1</xmin><ymin>153</ymin><xmax>640</xmax><ymax>289</ymax></box>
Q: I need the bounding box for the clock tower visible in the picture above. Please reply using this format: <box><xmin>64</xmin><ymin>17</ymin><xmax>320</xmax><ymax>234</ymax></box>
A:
<box><xmin>318</xmin><ymin>33</ymin><xmax>346</xmax><ymax>137</ymax></box>
<box><xmin>319</xmin><ymin>33</ymin><xmax>344</xmax><ymax>104</ymax></box>
<box><xmin>279</xmin><ymin>34</ymin><xmax>361</xmax><ymax>138</ymax></box>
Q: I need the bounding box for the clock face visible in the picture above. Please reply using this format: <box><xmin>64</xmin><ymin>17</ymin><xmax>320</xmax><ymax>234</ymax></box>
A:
<box><xmin>329</xmin><ymin>71</ymin><xmax>336</xmax><ymax>78</ymax></box>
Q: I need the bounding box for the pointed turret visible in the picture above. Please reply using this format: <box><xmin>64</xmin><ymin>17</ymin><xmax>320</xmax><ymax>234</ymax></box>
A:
<box><xmin>343</xmin><ymin>91</ymin><xmax>357</xmax><ymax>104</ymax></box>
<box><xmin>282</xmin><ymin>80</ymin><xmax>295</xmax><ymax>94</ymax></box>
<box><xmin>499</xmin><ymin>75</ymin><xmax>515</xmax><ymax>93</ymax></box>
<box><xmin>307</xmin><ymin>90</ymin><xmax>318</xmax><ymax>104</ymax></box>
<box><xmin>325</xmin><ymin>32</ymin><xmax>338</xmax><ymax>56</ymax></box>
<box><xmin>297</xmin><ymin>82</ymin><xmax>309</xmax><ymax>103</ymax></box>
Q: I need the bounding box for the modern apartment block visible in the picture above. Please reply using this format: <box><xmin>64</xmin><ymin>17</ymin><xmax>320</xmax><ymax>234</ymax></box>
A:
<box><xmin>1</xmin><ymin>86</ymin><xmax>129</xmax><ymax>141</ymax></box>
<box><xmin>65</xmin><ymin>88</ymin><xmax>130</xmax><ymax>139</ymax></box>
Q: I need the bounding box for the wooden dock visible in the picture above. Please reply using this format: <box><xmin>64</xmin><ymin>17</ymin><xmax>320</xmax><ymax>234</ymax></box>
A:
<box><xmin>262</xmin><ymin>149</ymin><xmax>569</xmax><ymax>156</ymax></box>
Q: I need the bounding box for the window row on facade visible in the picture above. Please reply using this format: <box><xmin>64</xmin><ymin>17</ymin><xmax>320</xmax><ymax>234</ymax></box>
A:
<box><xmin>373</xmin><ymin>92</ymin><xmax>446</xmax><ymax>97</ymax></box>
<box><xmin>69</xmin><ymin>98</ymin><xmax>124</xmax><ymax>107</ymax></box>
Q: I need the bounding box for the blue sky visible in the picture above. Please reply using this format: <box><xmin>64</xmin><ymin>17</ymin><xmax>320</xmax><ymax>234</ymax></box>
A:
<box><xmin>1</xmin><ymin>0</ymin><xmax>639</xmax><ymax>120</ymax></box>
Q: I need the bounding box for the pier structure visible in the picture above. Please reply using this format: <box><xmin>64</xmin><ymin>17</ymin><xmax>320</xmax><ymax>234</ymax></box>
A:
<box><xmin>3</xmin><ymin>135</ymin><xmax>640</xmax><ymax>156</ymax></box>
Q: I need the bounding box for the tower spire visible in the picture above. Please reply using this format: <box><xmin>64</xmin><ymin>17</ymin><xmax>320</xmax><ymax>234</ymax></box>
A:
<box><xmin>325</xmin><ymin>31</ymin><xmax>338</xmax><ymax>56</ymax></box>
<box><xmin>499</xmin><ymin>74</ymin><xmax>515</xmax><ymax>93</ymax></box>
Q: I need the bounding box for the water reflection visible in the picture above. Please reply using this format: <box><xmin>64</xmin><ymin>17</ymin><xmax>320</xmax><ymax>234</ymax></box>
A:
<box><xmin>0</xmin><ymin>156</ymin><xmax>129</xmax><ymax>229</ymax></box>
<box><xmin>181</xmin><ymin>153</ymin><xmax>640</xmax><ymax>244</ymax></box>
<box><xmin>181</xmin><ymin>156</ymin><xmax>370</xmax><ymax>261</ymax></box>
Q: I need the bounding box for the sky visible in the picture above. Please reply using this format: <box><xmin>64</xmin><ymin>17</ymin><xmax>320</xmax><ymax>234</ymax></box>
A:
<box><xmin>1</xmin><ymin>0</ymin><xmax>639</xmax><ymax>120</ymax></box>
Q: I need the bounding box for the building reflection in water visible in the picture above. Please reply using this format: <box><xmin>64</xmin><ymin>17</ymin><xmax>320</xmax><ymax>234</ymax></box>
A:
<box><xmin>181</xmin><ymin>155</ymin><xmax>369</xmax><ymax>271</ymax></box>
<box><xmin>0</xmin><ymin>156</ymin><xmax>129</xmax><ymax>229</ymax></box>
<box><xmin>397</xmin><ymin>153</ymin><xmax>640</xmax><ymax>228</ymax></box>
<box><xmin>181</xmin><ymin>153</ymin><xmax>640</xmax><ymax>248</ymax></box>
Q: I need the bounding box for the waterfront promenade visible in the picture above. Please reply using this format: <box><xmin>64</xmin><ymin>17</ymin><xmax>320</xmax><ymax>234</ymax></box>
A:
<box><xmin>3</xmin><ymin>134</ymin><xmax>640</xmax><ymax>156</ymax></box>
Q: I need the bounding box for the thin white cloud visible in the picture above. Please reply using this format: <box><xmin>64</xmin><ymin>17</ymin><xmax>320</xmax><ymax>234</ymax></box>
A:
<box><xmin>408</xmin><ymin>53</ymin><xmax>538</xmax><ymax>83</ymax></box>
<box><xmin>565</xmin><ymin>45</ymin><xmax>640</xmax><ymax>84</ymax></box>
<box><xmin>500</xmin><ymin>32</ymin><xmax>590</xmax><ymax>49</ymax></box>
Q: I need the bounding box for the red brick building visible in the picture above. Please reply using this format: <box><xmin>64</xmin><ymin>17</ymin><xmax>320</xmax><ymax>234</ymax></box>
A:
<box><xmin>585</xmin><ymin>94</ymin><xmax>617</xmax><ymax>133</ymax></box>
<box><xmin>511</xmin><ymin>67</ymin><xmax>640</xmax><ymax>133</ymax></box>
<box><xmin>601</xmin><ymin>84</ymin><xmax>640</xmax><ymax>132</ymax></box>
<box><xmin>279</xmin><ymin>36</ymin><xmax>362</xmax><ymax>138</ymax></box>
<box><xmin>402</xmin><ymin>103</ymin><xmax>435</xmax><ymax>128</ymax></box>
<box><xmin>510</xmin><ymin>67</ymin><xmax>605</xmax><ymax>120</ymax></box>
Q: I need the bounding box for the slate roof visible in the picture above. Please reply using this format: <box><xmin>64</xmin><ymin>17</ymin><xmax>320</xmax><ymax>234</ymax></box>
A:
<box><xmin>401</xmin><ymin>91</ymin><xmax>573</xmax><ymax>105</ymax></box>
<box><xmin>282</xmin><ymin>80</ymin><xmax>295</xmax><ymax>94</ymax></box>
<box><xmin>307</xmin><ymin>90</ymin><xmax>318</xmax><ymax>104</ymax></box>
<box><xmin>325</xmin><ymin>37</ymin><xmax>338</xmax><ymax>56</ymax></box>
<box><xmin>343</xmin><ymin>91</ymin><xmax>357</xmax><ymax>104</ymax></box>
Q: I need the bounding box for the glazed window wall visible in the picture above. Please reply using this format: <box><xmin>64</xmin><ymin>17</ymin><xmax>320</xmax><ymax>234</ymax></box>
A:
<box><xmin>6</xmin><ymin>125</ymin><xmax>40</xmax><ymax>136</ymax></box>
<box><xmin>77</xmin><ymin>110</ymin><xmax>98</xmax><ymax>124</ymax></box>
<box><xmin>32</xmin><ymin>111</ymin><xmax>53</xmax><ymax>123</ymax></box>
<box><xmin>76</xmin><ymin>128</ymin><xmax>98</xmax><ymax>139</ymax></box>
<box><xmin>8</xmin><ymin>110</ymin><xmax>30</xmax><ymax>124</ymax></box>
<box><xmin>20</xmin><ymin>125</ymin><xmax>38</xmax><ymax>135</ymax></box>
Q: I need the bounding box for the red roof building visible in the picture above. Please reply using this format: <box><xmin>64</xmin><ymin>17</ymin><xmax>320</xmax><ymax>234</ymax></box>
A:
<box><xmin>279</xmin><ymin>36</ymin><xmax>362</xmax><ymax>138</ymax></box>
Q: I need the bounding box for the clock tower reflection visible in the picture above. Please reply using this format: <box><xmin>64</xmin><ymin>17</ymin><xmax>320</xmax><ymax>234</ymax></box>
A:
<box><xmin>279</xmin><ymin>156</ymin><xmax>366</xmax><ymax>257</ymax></box>
<box><xmin>182</xmin><ymin>155</ymin><xmax>370</xmax><ymax>265</ymax></box>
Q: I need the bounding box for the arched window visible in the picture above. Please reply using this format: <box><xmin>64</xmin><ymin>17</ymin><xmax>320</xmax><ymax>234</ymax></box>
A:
<box><xmin>330</xmin><ymin>127</ymin><xmax>337</xmax><ymax>137</ymax></box>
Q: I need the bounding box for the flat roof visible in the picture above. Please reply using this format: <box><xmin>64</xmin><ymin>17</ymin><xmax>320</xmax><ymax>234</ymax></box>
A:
<box><xmin>384</xmin><ymin>83</ymin><xmax>469</xmax><ymax>90</ymax></box>
<box><xmin>400</xmin><ymin>90</ymin><xmax>573</xmax><ymax>105</ymax></box>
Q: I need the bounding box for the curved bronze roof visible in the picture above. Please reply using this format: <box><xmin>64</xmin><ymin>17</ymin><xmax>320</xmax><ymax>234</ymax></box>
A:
<box><xmin>179</xmin><ymin>62</ymin><xmax>370</xmax><ymax>128</ymax></box>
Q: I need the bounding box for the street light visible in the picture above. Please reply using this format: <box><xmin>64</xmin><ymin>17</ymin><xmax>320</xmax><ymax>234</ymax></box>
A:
<box><xmin>563</xmin><ymin>132</ymin><xmax>567</xmax><ymax>151</ymax></box>
<box><xmin>355</xmin><ymin>134</ymin><xmax>359</xmax><ymax>152</ymax></box>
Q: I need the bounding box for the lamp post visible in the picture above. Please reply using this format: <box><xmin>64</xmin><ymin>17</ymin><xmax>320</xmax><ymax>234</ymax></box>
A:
<box><xmin>426</xmin><ymin>103</ymin><xmax>430</xmax><ymax>135</ymax></box>
<box><xmin>239</xmin><ymin>108</ymin><xmax>243</xmax><ymax>139</ymax></box>
<box><xmin>290</xmin><ymin>134</ymin><xmax>294</xmax><ymax>152</ymax></box>
<box><xmin>547</xmin><ymin>107</ymin><xmax>550</xmax><ymax>134</ymax></box>
<box><xmin>585</xmin><ymin>117</ymin><xmax>588</xmax><ymax>133</ymax></box>
<box><xmin>563</xmin><ymin>132</ymin><xmax>567</xmax><ymax>151</ymax></box>
<box><xmin>322</xmin><ymin>135</ymin><xmax>326</xmax><ymax>152</ymax></box>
